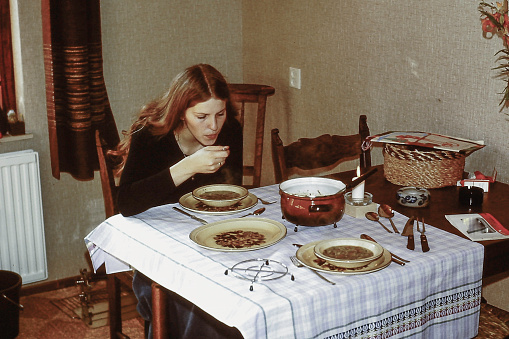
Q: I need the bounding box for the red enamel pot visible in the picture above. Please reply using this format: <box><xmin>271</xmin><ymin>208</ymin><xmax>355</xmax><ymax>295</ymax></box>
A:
<box><xmin>279</xmin><ymin>168</ymin><xmax>377</xmax><ymax>227</ymax></box>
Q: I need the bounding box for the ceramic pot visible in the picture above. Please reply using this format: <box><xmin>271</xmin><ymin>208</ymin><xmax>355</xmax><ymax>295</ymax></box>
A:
<box><xmin>396</xmin><ymin>187</ymin><xmax>430</xmax><ymax>208</ymax></box>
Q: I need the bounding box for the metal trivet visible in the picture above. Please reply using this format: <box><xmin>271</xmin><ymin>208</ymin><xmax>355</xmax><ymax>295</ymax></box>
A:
<box><xmin>281</xmin><ymin>215</ymin><xmax>339</xmax><ymax>232</ymax></box>
<box><xmin>224</xmin><ymin>259</ymin><xmax>293</xmax><ymax>291</ymax></box>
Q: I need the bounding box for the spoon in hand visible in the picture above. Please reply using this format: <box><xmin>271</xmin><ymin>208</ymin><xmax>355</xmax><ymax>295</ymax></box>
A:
<box><xmin>239</xmin><ymin>207</ymin><xmax>266</xmax><ymax>218</ymax></box>
<box><xmin>365</xmin><ymin>212</ymin><xmax>393</xmax><ymax>233</ymax></box>
<box><xmin>378</xmin><ymin>204</ymin><xmax>399</xmax><ymax>233</ymax></box>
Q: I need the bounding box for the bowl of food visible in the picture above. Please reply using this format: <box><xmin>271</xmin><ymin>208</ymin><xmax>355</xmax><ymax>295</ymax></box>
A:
<box><xmin>192</xmin><ymin>184</ymin><xmax>249</xmax><ymax>207</ymax></box>
<box><xmin>313</xmin><ymin>238</ymin><xmax>384</xmax><ymax>268</ymax></box>
<box><xmin>396</xmin><ymin>186</ymin><xmax>430</xmax><ymax>208</ymax></box>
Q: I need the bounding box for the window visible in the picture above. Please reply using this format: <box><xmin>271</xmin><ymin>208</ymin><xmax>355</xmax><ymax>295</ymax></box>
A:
<box><xmin>1</xmin><ymin>0</ymin><xmax>21</xmax><ymax>136</ymax></box>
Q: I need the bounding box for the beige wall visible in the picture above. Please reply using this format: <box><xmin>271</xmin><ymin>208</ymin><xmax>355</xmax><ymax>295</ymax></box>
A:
<box><xmin>5</xmin><ymin>0</ymin><xmax>509</xmax><ymax>311</ymax></box>
<box><xmin>100</xmin><ymin>1</ymin><xmax>243</xmax><ymax>131</ymax></box>
<box><xmin>243</xmin><ymin>0</ymin><xmax>509</xmax><ymax>187</ymax></box>
<box><xmin>241</xmin><ymin>0</ymin><xmax>509</xmax><ymax>311</ymax></box>
<box><xmin>7</xmin><ymin>0</ymin><xmax>242</xmax><ymax>283</ymax></box>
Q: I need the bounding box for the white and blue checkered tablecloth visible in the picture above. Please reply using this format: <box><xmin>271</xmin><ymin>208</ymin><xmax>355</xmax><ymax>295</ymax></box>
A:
<box><xmin>85</xmin><ymin>184</ymin><xmax>483</xmax><ymax>339</ymax></box>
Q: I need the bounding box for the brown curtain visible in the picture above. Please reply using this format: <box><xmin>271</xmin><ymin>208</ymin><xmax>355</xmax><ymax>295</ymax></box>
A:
<box><xmin>0</xmin><ymin>0</ymin><xmax>16</xmax><ymax>135</ymax></box>
<box><xmin>41</xmin><ymin>0</ymin><xmax>119</xmax><ymax>180</ymax></box>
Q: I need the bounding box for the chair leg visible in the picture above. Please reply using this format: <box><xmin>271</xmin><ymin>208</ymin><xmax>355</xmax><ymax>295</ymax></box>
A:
<box><xmin>144</xmin><ymin>320</ymin><xmax>150</xmax><ymax>339</ymax></box>
<box><xmin>107</xmin><ymin>274</ymin><xmax>123</xmax><ymax>338</ymax></box>
<box><xmin>152</xmin><ymin>283</ymin><xmax>168</xmax><ymax>339</ymax></box>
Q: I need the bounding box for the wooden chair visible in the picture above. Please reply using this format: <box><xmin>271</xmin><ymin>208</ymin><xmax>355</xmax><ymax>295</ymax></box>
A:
<box><xmin>271</xmin><ymin>115</ymin><xmax>371</xmax><ymax>183</ymax></box>
<box><xmin>95</xmin><ymin>130</ymin><xmax>173</xmax><ymax>338</ymax></box>
<box><xmin>95</xmin><ymin>130</ymin><xmax>119</xmax><ymax>219</ymax></box>
<box><xmin>229</xmin><ymin>83</ymin><xmax>275</xmax><ymax>188</ymax></box>
<box><xmin>94</xmin><ymin>130</ymin><xmax>144</xmax><ymax>338</ymax></box>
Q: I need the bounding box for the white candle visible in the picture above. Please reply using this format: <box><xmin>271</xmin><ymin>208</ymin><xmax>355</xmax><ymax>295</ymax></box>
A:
<box><xmin>351</xmin><ymin>166</ymin><xmax>365</xmax><ymax>202</ymax></box>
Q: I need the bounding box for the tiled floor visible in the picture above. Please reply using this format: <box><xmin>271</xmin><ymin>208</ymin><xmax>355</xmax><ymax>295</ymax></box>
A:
<box><xmin>17</xmin><ymin>280</ymin><xmax>145</xmax><ymax>339</ymax></box>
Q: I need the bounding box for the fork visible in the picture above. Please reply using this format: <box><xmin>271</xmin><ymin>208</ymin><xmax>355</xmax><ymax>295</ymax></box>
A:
<box><xmin>290</xmin><ymin>256</ymin><xmax>336</xmax><ymax>285</ymax></box>
<box><xmin>416</xmin><ymin>217</ymin><xmax>430</xmax><ymax>252</ymax></box>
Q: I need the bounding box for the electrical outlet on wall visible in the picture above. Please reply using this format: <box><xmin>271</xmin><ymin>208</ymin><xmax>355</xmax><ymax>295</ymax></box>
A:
<box><xmin>289</xmin><ymin>67</ymin><xmax>301</xmax><ymax>89</ymax></box>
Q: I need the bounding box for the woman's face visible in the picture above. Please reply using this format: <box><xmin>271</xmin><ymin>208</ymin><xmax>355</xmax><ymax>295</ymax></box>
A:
<box><xmin>183</xmin><ymin>97</ymin><xmax>227</xmax><ymax>146</ymax></box>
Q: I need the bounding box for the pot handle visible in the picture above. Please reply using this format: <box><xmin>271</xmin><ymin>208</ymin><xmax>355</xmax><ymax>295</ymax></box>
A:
<box><xmin>309</xmin><ymin>204</ymin><xmax>332</xmax><ymax>213</ymax></box>
<box><xmin>1</xmin><ymin>294</ymin><xmax>23</xmax><ymax>310</ymax></box>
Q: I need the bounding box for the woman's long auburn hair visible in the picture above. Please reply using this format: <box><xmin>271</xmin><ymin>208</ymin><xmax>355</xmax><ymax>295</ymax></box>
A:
<box><xmin>112</xmin><ymin>64</ymin><xmax>237</xmax><ymax>177</ymax></box>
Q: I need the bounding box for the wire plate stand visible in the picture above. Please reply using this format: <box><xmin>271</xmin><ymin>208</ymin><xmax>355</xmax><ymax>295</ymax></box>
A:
<box><xmin>224</xmin><ymin>258</ymin><xmax>293</xmax><ymax>291</ymax></box>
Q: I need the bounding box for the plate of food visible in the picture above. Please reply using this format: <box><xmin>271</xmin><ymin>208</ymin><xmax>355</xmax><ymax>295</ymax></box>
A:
<box><xmin>296</xmin><ymin>241</ymin><xmax>391</xmax><ymax>275</ymax></box>
<box><xmin>189</xmin><ymin>218</ymin><xmax>287</xmax><ymax>251</ymax></box>
<box><xmin>179</xmin><ymin>192</ymin><xmax>258</xmax><ymax>215</ymax></box>
<box><xmin>313</xmin><ymin>238</ymin><xmax>384</xmax><ymax>268</ymax></box>
<box><xmin>192</xmin><ymin>184</ymin><xmax>248</xmax><ymax>207</ymax></box>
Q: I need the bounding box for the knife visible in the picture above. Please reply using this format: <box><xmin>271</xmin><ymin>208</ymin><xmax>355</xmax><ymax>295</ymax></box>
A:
<box><xmin>402</xmin><ymin>216</ymin><xmax>415</xmax><ymax>250</ymax></box>
<box><xmin>173</xmin><ymin>207</ymin><xmax>208</xmax><ymax>225</ymax></box>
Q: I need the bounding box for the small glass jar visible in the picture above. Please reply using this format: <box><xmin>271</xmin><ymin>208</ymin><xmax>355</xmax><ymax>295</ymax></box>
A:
<box><xmin>345</xmin><ymin>192</ymin><xmax>373</xmax><ymax>206</ymax></box>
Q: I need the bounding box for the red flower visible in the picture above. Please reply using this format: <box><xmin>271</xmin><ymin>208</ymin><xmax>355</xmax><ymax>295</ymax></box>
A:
<box><xmin>479</xmin><ymin>1</ymin><xmax>509</xmax><ymax>109</ymax></box>
<box><xmin>482</xmin><ymin>17</ymin><xmax>496</xmax><ymax>33</ymax></box>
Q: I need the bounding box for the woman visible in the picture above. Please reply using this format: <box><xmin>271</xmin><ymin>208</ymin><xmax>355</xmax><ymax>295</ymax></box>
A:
<box><xmin>113</xmin><ymin>64</ymin><xmax>243</xmax><ymax>338</ymax></box>
<box><xmin>115</xmin><ymin>64</ymin><xmax>243</xmax><ymax>216</ymax></box>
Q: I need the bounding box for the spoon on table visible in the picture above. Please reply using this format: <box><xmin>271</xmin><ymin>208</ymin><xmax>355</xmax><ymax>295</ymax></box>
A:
<box><xmin>378</xmin><ymin>204</ymin><xmax>399</xmax><ymax>233</ymax></box>
<box><xmin>239</xmin><ymin>207</ymin><xmax>266</xmax><ymax>218</ymax></box>
<box><xmin>360</xmin><ymin>234</ymin><xmax>408</xmax><ymax>265</ymax></box>
<box><xmin>365</xmin><ymin>212</ymin><xmax>393</xmax><ymax>233</ymax></box>
<box><xmin>258</xmin><ymin>197</ymin><xmax>276</xmax><ymax>205</ymax></box>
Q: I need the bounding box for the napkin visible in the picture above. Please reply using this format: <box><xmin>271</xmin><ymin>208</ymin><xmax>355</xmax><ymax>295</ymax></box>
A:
<box><xmin>480</xmin><ymin>213</ymin><xmax>509</xmax><ymax>235</ymax></box>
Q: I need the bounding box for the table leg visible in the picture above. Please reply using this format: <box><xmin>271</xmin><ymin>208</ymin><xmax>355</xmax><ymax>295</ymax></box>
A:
<box><xmin>152</xmin><ymin>282</ymin><xmax>168</xmax><ymax>339</ymax></box>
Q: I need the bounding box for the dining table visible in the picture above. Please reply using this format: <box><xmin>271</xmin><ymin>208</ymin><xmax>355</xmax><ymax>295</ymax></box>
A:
<box><xmin>329</xmin><ymin>165</ymin><xmax>509</xmax><ymax>279</ymax></box>
<box><xmin>84</xmin><ymin>165</ymin><xmax>493</xmax><ymax>339</ymax></box>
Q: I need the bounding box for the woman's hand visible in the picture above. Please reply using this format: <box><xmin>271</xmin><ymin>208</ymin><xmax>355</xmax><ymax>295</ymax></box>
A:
<box><xmin>170</xmin><ymin>146</ymin><xmax>230</xmax><ymax>186</ymax></box>
<box><xmin>189</xmin><ymin>146</ymin><xmax>230</xmax><ymax>174</ymax></box>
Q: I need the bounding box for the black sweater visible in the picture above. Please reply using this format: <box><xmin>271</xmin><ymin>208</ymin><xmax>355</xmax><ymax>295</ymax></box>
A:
<box><xmin>117</xmin><ymin>118</ymin><xmax>243</xmax><ymax>216</ymax></box>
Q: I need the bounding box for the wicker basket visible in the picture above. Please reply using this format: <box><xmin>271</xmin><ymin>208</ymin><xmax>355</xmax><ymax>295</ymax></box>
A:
<box><xmin>383</xmin><ymin>143</ymin><xmax>466</xmax><ymax>188</ymax></box>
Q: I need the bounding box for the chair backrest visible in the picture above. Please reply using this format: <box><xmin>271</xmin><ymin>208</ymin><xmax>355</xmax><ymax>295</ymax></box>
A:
<box><xmin>271</xmin><ymin>115</ymin><xmax>371</xmax><ymax>183</ymax></box>
<box><xmin>95</xmin><ymin>129</ymin><xmax>119</xmax><ymax>218</ymax></box>
<box><xmin>229</xmin><ymin>83</ymin><xmax>275</xmax><ymax>188</ymax></box>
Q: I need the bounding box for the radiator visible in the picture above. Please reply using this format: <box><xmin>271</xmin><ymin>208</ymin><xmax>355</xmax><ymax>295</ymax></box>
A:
<box><xmin>0</xmin><ymin>150</ymin><xmax>48</xmax><ymax>284</ymax></box>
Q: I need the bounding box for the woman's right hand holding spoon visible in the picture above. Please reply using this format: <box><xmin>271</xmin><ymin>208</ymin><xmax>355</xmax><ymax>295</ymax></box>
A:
<box><xmin>190</xmin><ymin>146</ymin><xmax>230</xmax><ymax>173</ymax></box>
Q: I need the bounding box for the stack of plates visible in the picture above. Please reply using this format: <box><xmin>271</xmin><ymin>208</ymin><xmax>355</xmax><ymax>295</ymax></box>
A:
<box><xmin>180</xmin><ymin>184</ymin><xmax>258</xmax><ymax>215</ymax></box>
<box><xmin>295</xmin><ymin>238</ymin><xmax>392</xmax><ymax>275</ymax></box>
<box><xmin>192</xmin><ymin>184</ymin><xmax>248</xmax><ymax>207</ymax></box>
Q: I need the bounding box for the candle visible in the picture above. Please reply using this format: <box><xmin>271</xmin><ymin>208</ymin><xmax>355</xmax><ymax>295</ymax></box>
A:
<box><xmin>352</xmin><ymin>166</ymin><xmax>365</xmax><ymax>202</ymax></box>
